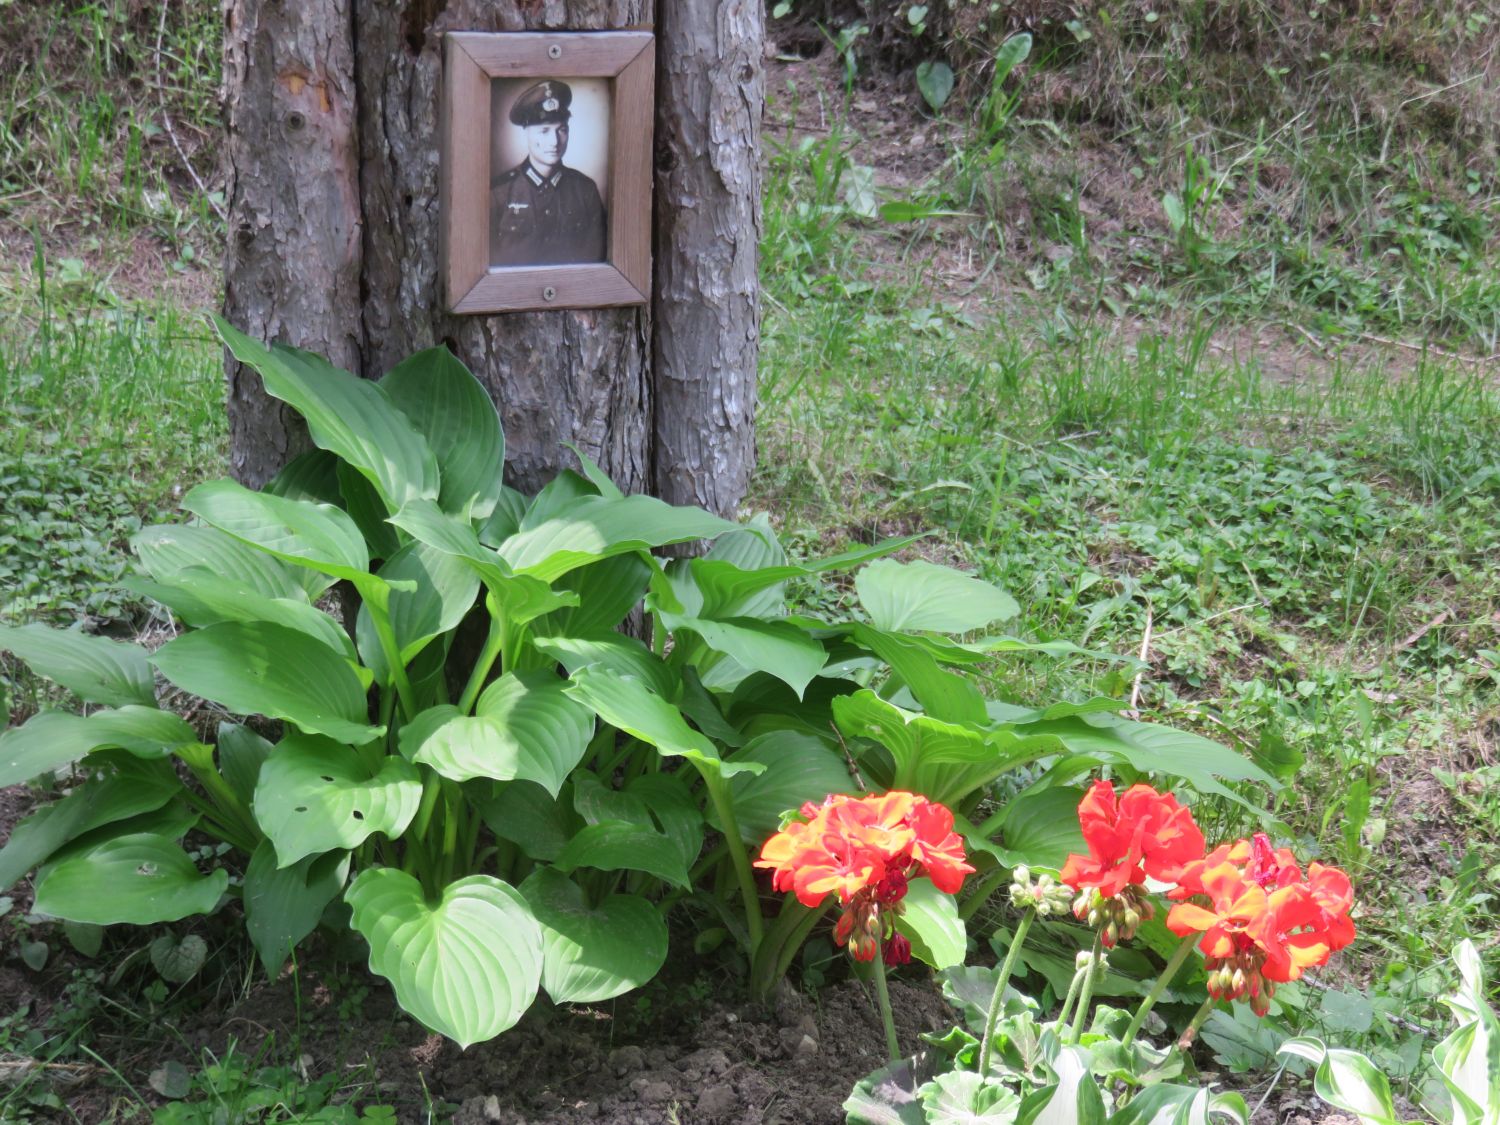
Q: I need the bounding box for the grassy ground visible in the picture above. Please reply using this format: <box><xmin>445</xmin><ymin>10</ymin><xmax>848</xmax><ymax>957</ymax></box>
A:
<box><xmin>0</xmin><ymin>0</ymin><xmax>1497</xmax><ymax>1118</ymax></box>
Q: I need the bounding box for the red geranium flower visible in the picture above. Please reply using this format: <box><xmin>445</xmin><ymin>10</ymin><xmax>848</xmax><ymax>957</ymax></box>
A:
<box><xmin>755</xmin><ymin>790</ymin><xmax>974</xmax><ymax>962</ymax></box>
<box><xmin>1060</xmin><ymin>780</ymin><xmax>1206</xmax><ymax>898</ymax></box>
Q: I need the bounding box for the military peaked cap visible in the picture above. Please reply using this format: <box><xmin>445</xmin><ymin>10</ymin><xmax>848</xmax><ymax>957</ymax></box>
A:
<box><xmin>509</xmin><ymin>80</ymin><xmax>573</xmax><ymax>127</ymax></box>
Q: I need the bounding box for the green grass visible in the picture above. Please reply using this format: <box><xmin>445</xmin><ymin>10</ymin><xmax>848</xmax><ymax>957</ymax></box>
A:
<box><xmin>0</xmin><ymin>253</ymin><xmax>223</xmax><ymax>628</ymax></box>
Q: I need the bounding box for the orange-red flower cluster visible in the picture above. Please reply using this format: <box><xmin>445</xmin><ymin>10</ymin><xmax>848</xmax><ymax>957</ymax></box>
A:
<box><xmin>1166</xmin><ymin>832</ymin><xmax>1355</xmax><ymax>1015</ymax></box>
<box><xmin>755</xmin><ymin>791</ymin><xmax>974</xmax><ymax>963</ymax></box>
<box><xmin>1055</xmin><ymin>781</ymin><xmax>1355</xmax><ymax>1017</ymax></box>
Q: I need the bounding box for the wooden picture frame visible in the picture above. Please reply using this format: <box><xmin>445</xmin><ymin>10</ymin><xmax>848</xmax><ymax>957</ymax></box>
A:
<box><xmin>441</xmin><ymin>31</ymin><xmax>654</xmax><ymax>314</ymax></box>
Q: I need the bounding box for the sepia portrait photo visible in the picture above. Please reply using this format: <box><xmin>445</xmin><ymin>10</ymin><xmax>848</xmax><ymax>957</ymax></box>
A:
<box><xmin>490</xmin><ymin>78</ymin><xmax>611</xmax><ymax>268</ymax></box>
<box><xmin>442</xmin><ymin>31</ymin><xmax>654</xmax><ymax>313</ymax></box>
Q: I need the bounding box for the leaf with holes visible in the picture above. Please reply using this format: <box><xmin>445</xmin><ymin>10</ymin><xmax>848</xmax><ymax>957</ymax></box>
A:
<box><xmin>520</xmin><ymin>868</ymin><xmax>668</xmax><ymax>1003</ymax></box>
<box><xmin>34</xmin><ymin>832</ymin><xmax>228</xmax><ymax>925</ymax></box>
<box><xmin>254</xmin><ymin>736</ymin><xmax>421</xmax><ymax>868</ymax></box>
<box><xmin>345</xmin><ymin>868</ymin><xmax>542</xmax><ymax>1047</ymax></box>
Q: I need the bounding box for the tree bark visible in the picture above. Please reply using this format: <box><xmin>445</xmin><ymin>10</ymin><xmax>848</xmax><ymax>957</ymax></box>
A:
<box><xmin>652</xmin><ymin>0</ymin><xmax>763</xmax><ymax>515</ymax></box>
<box><xmin>223</xmin><ymin>0</ymin><xmax>760</xmax><ymax>511</ymax></box>
<box><xmin>221</xmin><ymin>0</ymin><xmax>363</xmax><ymax>489</ymax></box>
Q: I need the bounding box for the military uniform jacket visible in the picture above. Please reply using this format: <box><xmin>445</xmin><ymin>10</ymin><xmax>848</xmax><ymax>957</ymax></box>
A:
<box><xmin>490</xmin><ymin>161</ymin><xmax>607</xmax><ymax>267</ymax></box>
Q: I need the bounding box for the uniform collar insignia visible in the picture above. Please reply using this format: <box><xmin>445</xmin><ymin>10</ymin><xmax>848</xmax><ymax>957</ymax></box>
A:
<box><xmin>524</xmin><ymin>162</ymin><xmax>564</xmax><ymax>188</ymax></box>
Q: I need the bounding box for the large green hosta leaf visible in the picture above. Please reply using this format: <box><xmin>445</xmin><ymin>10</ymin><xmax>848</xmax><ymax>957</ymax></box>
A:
<box><xmin>498</xmin><ymin>494</ymin><xmax>738</xmax><ymax>582</ymax></box>
<box><xmin>856</xmin><ymin>558</ymin><xmax>1018</xmax><ymax>635</ymax></box>
<box><xmin>127</xmin><ymin>568</ymin><xmax>355</xmax><ymax>659</ymax></box>
<box><xmin>1033</xmin><ymin>714</ymin><xmax>1279</xmax><ymax>812</ymax></box>
<box><xmin>533</xmin><ymin>633</ymin><xmax>679</xmax><ymax>701</ymax></box>
<box><xmin>0</xmin><ymin>760</ymin><xmax>179</xmax><ymax>891</ymax></box>
<box><xmin>244</xmin><ymin>842</ymin><xmax>350</xmax><ymax>976</ymax></box>
<box><xmin>721</xmin><ymin>731</ymin><xmax>853</xmax><ymax>844</ymax></box>
<box><xmin>563</xmin><ymin>667</ymin><xmax>762</xmax><ymax>779</ymax></box>
<box><xmin>389</xmin><ymin>499</ymin><xmax>578</xmax><ymax>624</ymax></box>
<box><xmin>254</xmin><ymin>736</ymin><xmax>421</xmax><ymax>867</ymax></box>
<box><xmin>345</xmin><ymin>868</ymin><xmax>543</xmax><ymax>1047</ymax></box>
<box><xmin>216</xmin><ymin>318</ymin><xmax>439</xmax><ymax>511</ymax></box>
<box><xmin>183</xmin><ymin>480</ymin><xmax>368</xmax><ymax>590</ymax></box>
<box><xmin>685</xmin><ymin>534</ymin><xmax>921</xmax><ymax>620</ymax></box>
<box><xmin>34</xmin><ymin>831</ymin><xmax>228</xmax><ymax>925</ymax></box>
<box><xmin>833</xmin><ymin>691</ymin><xmax>1052</xmax><ymax>806</ymax></box>
<box><xmin>895</xmin><ymin>878</ymin><xmax>966</xmax><ymax>969</ymax></box>
<box><xmin>554</xmin><ymin>821</ymin><xmax>691</xmax><ymax>888</ymax></box>
<box><xmin>963</xmin><ymin>787</ymin><xmax>1088</xmax><ymax>872</ymax></box>
<box><xmin>0</xmin><ymin>707</ymin><xmax>197</xmax><ymax>786</ymax></box>
<box><xmin>401</xmin><ymin>671</ymin><xmax>593</xmax><ymax>794</ymax></box>
<box><xmin>380</xmin><ymin>348</ymin><xmax>505</xmax><ymax>520</ymax></box>
<box><xmin>355</xmin><ymin>541</ymin><xmax>480</xmax><ymax>676</ymax></box>
<box><xmin>0</xmin><ymin>625</ymin><xmax>155</xmax><ymax>708</ymax></box>
<box><xmin>153</xmin><ymin>622</ymin><xmax>381</xmax><ymax>746</ymax></box>
<box><xmin>663</xmin><ymin>613</ymin><xmax>827</xmax><ymax>698</ymax></box>
<box><xmin>520</xmin><ymin>868</ymin><xmax>668</xmax><ymax>1003</ymax></box>
<box><xmin>132</xmin><ymin>524</ymin><xmax>314</xmax><ymax>601</ymax></box>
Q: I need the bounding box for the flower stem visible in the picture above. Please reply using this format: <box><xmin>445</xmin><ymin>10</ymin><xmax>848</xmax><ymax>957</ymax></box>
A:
<box><xmin>978</xmin><ymin>909</ymin><xmax>1035</xmax><ymax>1076</ymax></box>
<box><xmin>1069</xmin><ymin>931</ymin><xmax>1105</xmax><ymax>1045</ymax></box>
<box><xmin>1175</xmin><ymin>995</ymin><xmax>1218</xmax><ymax>1054</ymax></box>
<box><xmin>1054</xmin><ymin>961</ymin><xmax>1087</xmax><ymax>1032</ymax></box>
<box><xmin>1122</xmin><ymin>933</ymin><xmax>1198</xmax><ymax>1047</ymax></box>
<box><xmin>872</xmin><ymin>942</ymin><xmax>901</xmax><ymax>1062</ymax></box>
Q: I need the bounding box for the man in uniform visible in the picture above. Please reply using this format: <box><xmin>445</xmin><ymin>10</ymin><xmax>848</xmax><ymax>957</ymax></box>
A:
<box><xmin>490</xmin><ymin>80</ymin><xmax>607</xmax><ymax>267</ymax></box>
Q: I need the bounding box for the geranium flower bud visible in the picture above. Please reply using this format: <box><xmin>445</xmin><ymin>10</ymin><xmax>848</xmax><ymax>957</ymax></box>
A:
<box><xmin>883</xmin><ymin>932</ymin><xmax>912</xmax><ymax>967</ymax></box>
<box><xmin>1104</xmin><ymin>921</ymin><xmax>1120</xmax><ymax>947</ymax></box>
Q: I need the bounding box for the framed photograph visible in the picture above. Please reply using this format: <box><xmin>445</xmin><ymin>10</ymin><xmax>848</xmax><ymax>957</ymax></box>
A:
<box><xmin>441</xmin><ymin>31</ymin><xmax>654</xmax><ymax>313</ymax></box>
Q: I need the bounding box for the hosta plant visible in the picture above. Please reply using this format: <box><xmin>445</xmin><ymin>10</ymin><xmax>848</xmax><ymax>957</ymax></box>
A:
<box><xmin>845</xmin><ymin>781</ymin><xmax>1359</xmax><ymax>1125</ymax></box>
<box><xmin>0</xmin><ymin>323</ymin><xmax>1279</xmax><ymax>1048</ymax></box>
<box><xmin>1280</xmin><ymin>940</ymin><xmax>1498</xmax><ymax>1125</ymax></box>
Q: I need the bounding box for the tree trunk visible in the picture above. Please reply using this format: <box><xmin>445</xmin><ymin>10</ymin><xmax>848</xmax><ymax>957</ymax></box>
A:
<box><xmin>223</xmin><ymin>0</ymin><xmax>759</xmax><ymax>512</ymax></box>
<box><xmin>652</xmin><ymin>0</ymin><xmax>763</xmax><ymax>514</ymax></box>
<box><xmin>221</xmin><ymin>0</ymin><xmax>363</xmax><ymax>489</ymax></box>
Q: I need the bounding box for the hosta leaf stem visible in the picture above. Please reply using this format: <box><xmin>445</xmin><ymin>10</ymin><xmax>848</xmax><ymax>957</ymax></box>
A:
<box><xmin>457</xmin><ymin>607</ymin><xmax>505</xmax><ymax>716</ymax></box>
<box><xmin>700</xmin><ymin>771</ymin><xmax>763</xmax><ymax>950</ymax></box>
